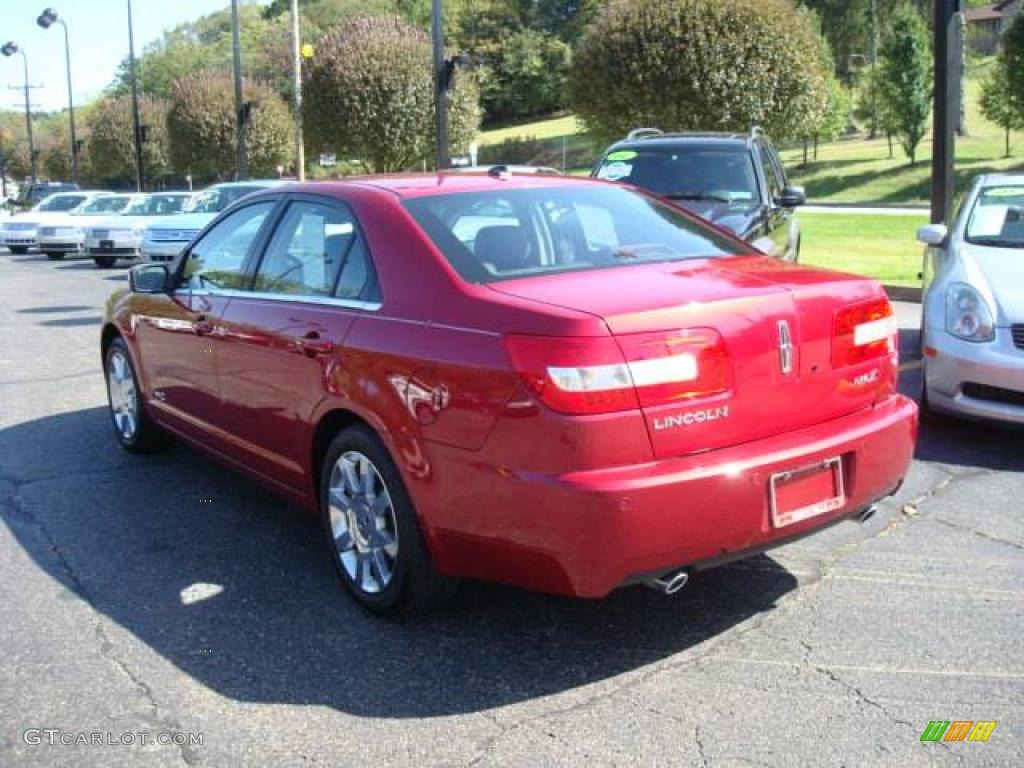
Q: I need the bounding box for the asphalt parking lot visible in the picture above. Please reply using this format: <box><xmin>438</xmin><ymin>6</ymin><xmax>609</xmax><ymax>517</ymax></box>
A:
<box><xmin>1</xmin><ymin>249</ymin><xmax>1021</xmax><ymax>768</ymax></box>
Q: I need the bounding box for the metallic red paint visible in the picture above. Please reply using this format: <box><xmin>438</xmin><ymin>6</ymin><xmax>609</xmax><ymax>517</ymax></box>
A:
<box><xmin>103</xmin><ymin>174</ymin><xmax>917</xmax><ymax>599</ymax></box>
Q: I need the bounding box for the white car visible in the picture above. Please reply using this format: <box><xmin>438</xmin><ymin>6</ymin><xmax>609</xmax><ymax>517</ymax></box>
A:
<box><xmin>85</xmin><ymin>192</ymin><xmax>192</xmax><ymax>268</ymax></box>
<box><xmin>1</xmin><ymin>192</ymin><xmax>107</xmax><ymax>254</ymax></box>
<box><xmin>918</xmin><ymin>173</ymin><xmax>1024</xmax><ymax>424</ymax></box>
<box><xmin>142</xmin><ymin>180</ymin><xmax>287</xmax><ymax>262</ymax></box>
<box><xmin>38</xmin><ymin>194</ymin><xmax>135</xmax><ymax>260</ymax></box>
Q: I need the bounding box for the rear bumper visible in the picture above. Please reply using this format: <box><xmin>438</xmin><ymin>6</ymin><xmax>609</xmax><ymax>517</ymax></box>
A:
<box><xmin>427</xmin><ymin>394</ymin><xmax>918</xmax><ymax>597</ymax></box>
<box><xmin>925</xmin><ymin>326</ymin><xmax>1024</xmax><ymax>424</ymax></box>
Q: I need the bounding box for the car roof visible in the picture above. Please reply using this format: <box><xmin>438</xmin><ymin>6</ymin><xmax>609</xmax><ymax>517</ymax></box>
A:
<box><xmin>208</xmin><ymin>179</ymin><xmax>289</xmax><ymax>190</ymax></box>
<box><xmin>979</xmin><ymin>173</ymin><xmax>1024</xmax><ymax>186</ymax></box>
<box><xmin>292</xmin><ymin>173</ymin><xmax>604</xmax><ymax>200</ymax></box>
<box><xmin>606</xmin><ymin>134</ymin><xmax>754</xmax><ymax>153</ymax></box>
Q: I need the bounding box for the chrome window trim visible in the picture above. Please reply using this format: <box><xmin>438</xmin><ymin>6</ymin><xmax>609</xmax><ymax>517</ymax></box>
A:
<box><xmin>181</xmin><ymin>287</ymin><xmax>381</xmax><ymax>312</ymax></box>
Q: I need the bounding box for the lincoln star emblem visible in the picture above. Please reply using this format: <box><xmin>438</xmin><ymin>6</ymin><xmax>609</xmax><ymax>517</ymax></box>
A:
<box><xmin>778</xmin><ymin>320</ymin><xmax>794</xmax><ymax>375</ymax></box>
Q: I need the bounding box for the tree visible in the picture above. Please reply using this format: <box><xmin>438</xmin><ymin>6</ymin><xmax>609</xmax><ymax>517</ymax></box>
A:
<box><xmin>167</xmin><ymin>71</ymin><xmax>293</xmax><ymax>181</ymax></box>
<box><xmin>481</xmin><ymin>28</ymin><xmax>571</xmax><ymax>121</ymax></box>
<box><xmin>878</xmin><ymin>5</ymin><xmax>931</xmax><ymax>165</ymax></box>
<box><xmin>86</xmin><ymin>94</ymin><xmax>171</xmax><ymax>185</ymax></box>
<box><xmin>979</xmin><ymin>59</ymin><xmax>1023</xmax><ymax>157</ymax></box>
<box><xmin>303</xmin><ymin>15</ymin><xmax>481</xmax><ymax>172</ymax></box>
<box><xmin>569</xmin><ymin>0</ymin><xmax>830</xmax><ymax>144</ymax></box>
<box><xmin>1004</xmin><ymin>12</ymin><xmax>1024</xmax><ymax>121</ymax></box>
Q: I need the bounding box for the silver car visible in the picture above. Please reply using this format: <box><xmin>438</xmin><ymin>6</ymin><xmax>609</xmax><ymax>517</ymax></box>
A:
<box><xmin>917</xmin><ymin>173</ymin><xmax>1024</xmax><ymax>423</ymax></box>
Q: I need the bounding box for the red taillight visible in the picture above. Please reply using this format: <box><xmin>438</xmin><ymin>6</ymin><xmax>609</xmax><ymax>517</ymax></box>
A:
<box><xmin>503</xmin><ymin>329</ymin><xmax>732</xmax><ymax>415</ymax></box>
<box><xmin>832</xmin><ymin>297</ymin><xmax>897</xmax><ymax>368</ymax></box>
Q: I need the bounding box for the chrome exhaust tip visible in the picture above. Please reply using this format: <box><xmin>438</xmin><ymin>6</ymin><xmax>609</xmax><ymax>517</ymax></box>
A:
<box><xmin>646</xmin><ymin>569</ymin><xmax>689</xmax><ymax>595</ymax></box>
<box><xmin>856</xmin><ymin>505</ymin><xmax>878</xmax><ymax>524</ymax></box>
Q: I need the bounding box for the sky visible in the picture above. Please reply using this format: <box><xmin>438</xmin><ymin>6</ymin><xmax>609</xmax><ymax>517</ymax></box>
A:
<box><xmin>1</xmin><ymin>0</ymin><xmax>268</xmax><ymax>112</ymax></box>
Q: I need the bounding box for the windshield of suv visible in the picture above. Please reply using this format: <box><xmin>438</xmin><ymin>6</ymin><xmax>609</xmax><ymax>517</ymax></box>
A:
<box><xmin>595</xmin><ymin>146</ymin><xmax>761</xmax><ymax>205</ymax></box>
<box><xmin>965</xmin><ymin>185</ymin><xmax>1024</xmax><ymax>248</ymax></box>
<box><xmin>404</xmin><ymin>185</ymin><xmax>743</xmax><ymax>284</ymax></box>
<box><xmin>123</xmin><ymin>194</ymin><xmax>189</xmax><ymax>216</ymax></box>
<box><xmin>75</xmin><ymin>196</ymin><xmax>131</xmax><ymax>215</ymax></box>
<box><xmin>35</xmin><ymin>194</ymin><xmax>88</xmax><ymax>212</ymax></box>
<box><xmin>183</xmin><ymin>185</ymin><xmax>265</xmax><ymax>214</ymax></box>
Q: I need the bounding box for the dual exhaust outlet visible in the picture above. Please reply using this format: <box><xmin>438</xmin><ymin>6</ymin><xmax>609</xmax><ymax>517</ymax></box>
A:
<box><xmin>643</xmin><ymin>505</ymin><xmax>879</xmax><ymax>596</ymax></box>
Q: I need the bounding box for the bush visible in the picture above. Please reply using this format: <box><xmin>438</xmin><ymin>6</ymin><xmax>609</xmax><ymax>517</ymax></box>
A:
<box><xmin>167</xmin><ymin>70</ymin><xmax>293</xmax><ymax>180</ymax></box>
<box><xmin>569</xmin><ymin>0</ymin><xmax>829</xmax><ymax>144</ymax></box>
<box><xmin>86</xmin><ymin>94</ymin><xmax>171</xmax><ymax>185</ymax></box>
<box><xmin>478</xmin><ymin>28</ymin><xmax>571</xmax><ymax>122</ymax></box>
<box><xmin>302</xmin><ymin>15</ymin><xmax>481</xmax><ymax>172</ymax></box>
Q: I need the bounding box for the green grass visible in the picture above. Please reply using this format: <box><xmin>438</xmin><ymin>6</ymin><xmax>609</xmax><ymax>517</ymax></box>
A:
<box><xmin>478</xmin><ymin>114</ymin><xmax>582</xmax><ymax>146</ymax></box>
<box><xmin>478</xmin><ymin>58</ymin><xmax>1024</xmax><ymax>203</ymax></box>
<box><xmin>780</xmin><ymin>61</ymin><xmax>1024</xmax><ymax>204</ymax></box>
<box><xmin>798</xmin><ymin>211</ymin><xmax>929</xmax><ymax>286</ymax></box>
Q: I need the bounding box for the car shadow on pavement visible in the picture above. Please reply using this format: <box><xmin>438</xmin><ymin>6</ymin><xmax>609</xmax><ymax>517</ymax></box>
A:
<box><xmin>1</xmin><ymin>407</ymin><xmax>799</xmax><ymax>718</ymax></box>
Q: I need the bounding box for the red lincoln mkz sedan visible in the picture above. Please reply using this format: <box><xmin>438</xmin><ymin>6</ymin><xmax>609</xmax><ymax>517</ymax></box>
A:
<box><xmin>102</xmin><ymin>172</ymin><xmax>917</xmax><ymax>615</ymax></box>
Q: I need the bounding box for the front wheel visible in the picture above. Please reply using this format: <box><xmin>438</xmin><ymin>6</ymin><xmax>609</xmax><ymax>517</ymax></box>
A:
<box><xmin>45</xmin><ymin>252</ymin><xmax>64</xmax><ymax>261</ymax></box>
<box><xmin>94</xmin><ymin>256</ymin><xmax>116</xmax><ymax>268</ymax></box>
<box><xmin>104</xmin><ymin>337</ymin><xmax>170</xmax><ymax>453</ymax></box>
<box><xmin>8</xmin><ymin>246</ymin><xmax>28</xmax><ymax>255</ymax></box>
<box><xmin>320</xmin><ymin>425</ymin><xmax>457</xmax><ymax>616</ymax></box>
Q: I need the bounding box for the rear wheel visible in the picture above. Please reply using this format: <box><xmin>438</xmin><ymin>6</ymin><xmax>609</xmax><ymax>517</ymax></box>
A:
<box><xmin>320</xmin><ymin>425</ymin><xmax>456</xmax><ymax>616</ymax></box>
<box><xmin>45</xmin><ymin>252</ymin><xmax>64</xmax><ymax>261</ymax></box>
<box><xmin>104</xmin><ymin>337</ymin><xmax>170</xmax><ymax>453</ymax></box>
<box><xmin>94</xmin><ymin>256</ymin><xmax>116</xmax><ymax>268</ymax></box>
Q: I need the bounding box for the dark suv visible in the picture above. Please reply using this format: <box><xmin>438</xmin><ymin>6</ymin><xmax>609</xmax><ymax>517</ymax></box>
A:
<box><xmin>592</xmin><ymin>128</ymin><xmax>805</xmax><ymax>261</ymax></box>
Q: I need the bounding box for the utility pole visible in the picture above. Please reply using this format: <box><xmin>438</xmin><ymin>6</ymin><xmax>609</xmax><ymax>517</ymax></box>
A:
<box><xmin>231</xmin><ymin>0</ymin><xmax>248</xmax><ymax>180</ymax></box>
<box><xmin>870</xmin><ymin>0</ymin><xmax>879</xmax><ymax>139</ymax></box>
<box><xmin>432</xmin><ymin>0</ymin><xmax>449</xmax><ymax>171</ymax></box>
<box><xmin>931</xmin><ymin>0</ymin><xmax>962</xmax><ymax>224</ymax></box>
<box><xmin>1</xmin><ymin>43</ymin><xmax>36</xmax><ymax>183</ymax></box>
<box><xmin>126</xmin><ymin>0</ymin><xmax>144</xmax><ymax>191</ymax></box>
<box><xmin>290</xmin><ymin>0</ymin><xmax>305</xmax><ymax>181</ymax></box>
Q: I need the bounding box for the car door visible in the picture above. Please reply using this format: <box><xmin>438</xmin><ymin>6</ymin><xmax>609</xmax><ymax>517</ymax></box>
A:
<box><xmin>754</xmin><ymin>139</ymin><xmax>790</xmax><ymax>259</ymax></box>
<box><xmin>134</xmin><ymin>200</ymin><xmax>277</xmax><ymax>442</ymax></box>
<box><xmin>215</xmin><ymin>195</ymin><xmax>381</xmax><ymax>490</ymax></box>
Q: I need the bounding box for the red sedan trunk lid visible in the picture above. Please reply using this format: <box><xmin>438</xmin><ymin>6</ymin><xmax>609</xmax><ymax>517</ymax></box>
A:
<box><xmin>489</xmin><ymin>255</ymin><xmax>897</xmax><ymax>459</ymax></box>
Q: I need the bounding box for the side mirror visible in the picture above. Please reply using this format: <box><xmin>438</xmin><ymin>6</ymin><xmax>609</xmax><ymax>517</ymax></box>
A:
<box><xmin>129</xmin><ymin>263</ymin><xmax>170</xmax><ymax>294</ymax></box>
<box><xmin>776</xmin><ymin>185</ymin><xmax>806</xmax><ymax>208</ymax></box>
<box><xmin>916</xmin><ymin>223</ymin><xmax>948</xmax><ymax>247</ymax></box>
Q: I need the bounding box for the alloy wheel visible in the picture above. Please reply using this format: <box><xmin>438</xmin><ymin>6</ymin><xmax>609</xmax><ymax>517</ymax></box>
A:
<box><xmin>107</xmin><ymin>349</ymin><xmax>138</xmax><ymax>441</ymax></box>
<box><xmin>328</xmin><ymin>451</ymin><xmax>400</xmax><ymax>594</ymax></box>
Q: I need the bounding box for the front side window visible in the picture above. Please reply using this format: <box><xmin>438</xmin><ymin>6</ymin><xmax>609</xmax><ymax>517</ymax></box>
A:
<box><xmin>756</xmin><ymin>143</ymin><xmax>782</xmax><ymax>199</ymax></box>
<box><xmin>965</xmin><ymin>185</ymin><xmax>1024</xmax><ymax>248</ymax></box>
<box><xmin>405</xmin><ymin>185</ymin><xmax>743</xmax><ymax>284</ymax></box>
<box><xmin>595</xmin><ymin>146</ymin><xmax>760</xmax><ymax>205</ymax></box>
<box><xmin>180</xmin><ymin>202</ymin><xmax>275</xmax><ymax>291</ymax></box>
<box><xmin>252</xmin><ymin>200</ymin><xmax>372</xmax><ymax>298</ymax></box>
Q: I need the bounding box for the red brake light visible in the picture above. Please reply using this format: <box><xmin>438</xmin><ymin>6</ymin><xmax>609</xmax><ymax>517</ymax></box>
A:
<box><xmin>504</xmin><ymin>329</ymin><xmax>732</xmax><ymax>415</ymax></box>
<box><xmin>832</xmin><ymin>297</ymin><xmax>897</xmax><ymax>368</ymax></box>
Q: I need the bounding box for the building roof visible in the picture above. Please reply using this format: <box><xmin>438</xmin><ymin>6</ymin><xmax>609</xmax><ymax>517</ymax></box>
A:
<box><xmin>964</xmin><ymin>4</ymin><xmax>1003</xmax><ymax>22</ymax></box>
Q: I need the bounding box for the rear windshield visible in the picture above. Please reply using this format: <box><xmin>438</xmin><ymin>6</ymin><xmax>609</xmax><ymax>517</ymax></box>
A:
<box><xmin>404</xmin><ymin>185</ymin><xmax>743</xmax><ymax>283</ymax></box>
<box><xmin>595</xmin><ymin>146</ymin><xmax>760</xmax><ymax>205</ymax></box>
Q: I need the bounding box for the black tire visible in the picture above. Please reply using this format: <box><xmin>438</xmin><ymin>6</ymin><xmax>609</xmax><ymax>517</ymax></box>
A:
<box><xmin>45</xmin><ymin>252</ymin><xmax>64</xmax><ymax>261</ymax></box>
<box><xmin>918</xmin><ymin>360</ymin><xmax>949</xmax><ymax>425</ymax></box>
<box><xmin>319</xmin><ymin>425</ymin><xmax>457</xmax><ymax>617</ymax></box>
<box><xmin>104</xmin><ymin>337</ymin><xmax>170</xmax><ymax>453</ymax></box>
<box><xmin>9</xmin><ymin>246</ymin><xmax>28</xmax><ymax>255</ymax></box>
<box><xmin>94</xmin><ymin>256</ymin><xmax>116</xmax><ymax>268</ymax></box>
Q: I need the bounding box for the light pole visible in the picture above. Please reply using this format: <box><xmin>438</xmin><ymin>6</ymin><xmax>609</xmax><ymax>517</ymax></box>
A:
<box><xmin>431</xmin><ymin>0</ymin><xmax>448</xmax><ymax>170</ymax></box>
<box><xmin>230</xmin><ymin>0</ymin><xmax>248</xmax><ymax>180</ymax></box>
<box><xmin>37</xmin><ymin>8</ymin><xmax>78</xmax><ymax>184</ymax></box>
<box><xmin>1</xmin><ymin>42</ymin><xmax>36</xmax><ymax>183</ymax></box>
<box><xmin>126</xmin><ymin>0</ymin><xmax>144</xmax><ymax>191</ymax></box>
<box><xmin>290</xmin><ymin>0</ymin><xmax>305</xmax><ymax>181</ymax></box>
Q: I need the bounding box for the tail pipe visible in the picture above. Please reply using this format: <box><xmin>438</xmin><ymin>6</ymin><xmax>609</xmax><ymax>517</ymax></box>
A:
<box><xmin>645</xmin><ymin>568</ymin><xmax>689</xmax><ymax>595</ymax></box>
<box><xmin>856</xmin><ymin>505</ymin><xmax>878</xmax><ymax>524</ymax></box>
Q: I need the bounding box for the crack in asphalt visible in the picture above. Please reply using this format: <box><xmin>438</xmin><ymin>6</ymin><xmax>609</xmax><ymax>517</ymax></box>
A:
<box><xmin>0</xmin><ymin>470</ymin><xmax>202</xmax><ymax>768</ymax></box>
<box><xmin>931</xmin><ymin>516</ymin><xmax>1024</xmax><ymax>551</ymax></box>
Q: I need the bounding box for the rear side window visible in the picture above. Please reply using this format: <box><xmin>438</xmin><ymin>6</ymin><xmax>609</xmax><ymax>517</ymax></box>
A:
<box><xmin>405</xmin><ymin>185</ymin><xmax>743</xmax><ymax>284</ymax></box>
<box><xmin>252</xmin><ymin>199</ymin><xmax>379</xmax><ymax>302</ymax></box>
